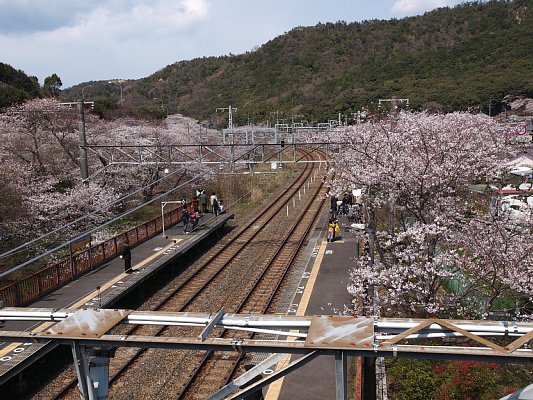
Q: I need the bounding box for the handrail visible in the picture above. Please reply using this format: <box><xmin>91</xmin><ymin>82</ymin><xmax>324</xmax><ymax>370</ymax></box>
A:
<box><xmin>0</xmin><ymin>203</ymin><xmax>187</xmax><ymax>307</ymax></box>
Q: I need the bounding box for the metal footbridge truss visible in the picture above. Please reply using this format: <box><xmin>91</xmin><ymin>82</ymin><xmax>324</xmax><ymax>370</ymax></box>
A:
<box><xmin>84</xmin><ymin>142</ymin><xmax>342</xmax><ymax>169</ymax></box>
<box><xmin>1</xmin><ymin>308</ymin><xmax>532</xmax><ymax>400</ymax></box>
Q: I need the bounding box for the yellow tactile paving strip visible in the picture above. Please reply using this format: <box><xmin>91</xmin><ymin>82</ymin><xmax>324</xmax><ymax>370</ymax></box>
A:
<box><xmin>264</xmin><ymin>237</ymin><xmax>327</xmax><ymax>400</ymax></box>
<box><xmin>0</xmin><ymin>238</ymin><xmax>182</xmax><ymax>358</ymax></box>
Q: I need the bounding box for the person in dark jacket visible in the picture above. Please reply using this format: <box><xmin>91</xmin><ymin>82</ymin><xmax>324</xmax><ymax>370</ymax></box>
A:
<box><xmin>213</xmin><ymin>198</ymin><xmax>220</xmax><ymax>216</ymax></box>
<box><xmin>200</xmin><ymin>192</ymin><xmax>208</xmax><ymax>213</ymax></box>
<box><xmin>120</xmin><ymin>239</ymin><xmax>132</xmax><ymax>273</ymax></box>
<box><xmin>330</xmin><ymin>195</ymin><xmax>338</xmax><ymax>218</ymax></box>
<box><xmin>181</xmin><ymin>206</ymin><xmax>190</xmax><ymax>234</ymax></box>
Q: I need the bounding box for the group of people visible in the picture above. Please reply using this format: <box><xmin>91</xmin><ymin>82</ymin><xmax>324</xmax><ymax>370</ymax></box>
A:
<box><xmin>330</xmin><ymin>192</ymin><xmax>356</xmax><ymax>218</ymax></box>
<box><xmin>327</xmin><ymin>191</ymin><xmax>366</xmax><ymax>242</ymax></box>
<box><xmin>181</xmin><ymin>191</ymin><xmax>225</xmax><ymax>234</ymax></box>
<box><xmin>184</xmin><ymin>192</ymin><xmax>224</xmax><ymax>216</ymax></box>
<box><xmin>119</xmin><ymin>190</ymin><xmax>227</xmax><ymax>273</ymax></box>
<box><xmin>329</xmin><ymin>191</ymin><xmax>364</xmax><ymax>223</ymax></box>
<box><xmin>207</xmin><ymin>193</ymin><xmax>224</xmax><ymax>216</ymax></box>
<box><xmin>181</xmin><ymin>206</ymin><xmax>201</xmax><ymax>234</ymax></box>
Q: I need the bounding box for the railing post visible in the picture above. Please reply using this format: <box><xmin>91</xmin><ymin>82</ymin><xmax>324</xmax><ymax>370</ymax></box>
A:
<box><xmin>100</xmin><ymin>243</ymin><xmax>106</xmax><ymax>262</ymax></box>
<box><xmin>89</xmin><ymin>243</ymin><xmax>93</xmax><ymax>271</ymax></box>
<box><xmin>15</xmin><ymin>282</ymin><xmax>22</xmax><ymax>305</ymax></box>
<box><xmin>37</xmin><ymin>274</ymin><xmax>43</xmax><ymax>296</ymax></box>
<box><xmin>69</xmin><ymin>243</ymin><xmax>74</xmax><ymax>280</ymax></box>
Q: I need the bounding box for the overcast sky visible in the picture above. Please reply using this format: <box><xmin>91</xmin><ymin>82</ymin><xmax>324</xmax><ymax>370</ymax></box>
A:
<box><xmin>0</xmin><ymin>0</ymin><xmax>461</xmax><ymax>88</ymax></box>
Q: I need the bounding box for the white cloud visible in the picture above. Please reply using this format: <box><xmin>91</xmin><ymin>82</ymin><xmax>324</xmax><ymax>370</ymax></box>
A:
<box><xmin>0</xmin><ymin>1</ymin><xmax>103</xmax><ymax>34</ymax></box>
<box><xmin>0</xmin><ymin>0</ymin><xmax>211</xmax><ymax>86</ymax></box>
<box><xmin>391</xmin><ymin>0</ymin><xmax>454</xmax><ymax>15</ymax></box>
<box><xmin>0</xmin><ymin>0</ymin><xmax>209</xmax><ymax>35</ymax></box>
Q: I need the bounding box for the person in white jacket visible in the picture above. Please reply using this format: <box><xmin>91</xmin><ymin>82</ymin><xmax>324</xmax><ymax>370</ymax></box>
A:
<box><xmin>210</xmin><ymin>193</ymin><xmax>217</xmax><ymax>213</ymax></box>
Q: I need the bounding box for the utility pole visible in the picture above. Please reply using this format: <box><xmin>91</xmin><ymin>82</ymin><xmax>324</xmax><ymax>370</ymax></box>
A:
<box><xmin>216</xmin><ymin>106</ymin><xmax>237</xmax><ymax>129</ymax></box>
<box><xmin>60</xmin><ymin>100</ymin><xmax>94</xmax><ymax>185</ymax></box>
<box><xmin>78</xmin><ymin>101</ymin><xmax>89</xmax><ymax>185</ymax></box>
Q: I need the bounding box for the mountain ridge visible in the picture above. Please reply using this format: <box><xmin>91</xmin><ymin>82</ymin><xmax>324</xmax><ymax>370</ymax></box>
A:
<box><xmin>4</xmin><ymin>1</ymin><xmax>532</xmax><ymax>123</ymax></box>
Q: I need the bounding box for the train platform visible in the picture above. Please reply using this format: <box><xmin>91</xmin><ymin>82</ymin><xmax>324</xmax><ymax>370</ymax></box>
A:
<box><xmin>0</xmin><ymin>211</ymin><xmax>234</xmax><ymax>386</ymax></box>
<box><xmin>265</xmin><ymin>212</ymin><xmax>358</xmax><ymax>400</ymax></box>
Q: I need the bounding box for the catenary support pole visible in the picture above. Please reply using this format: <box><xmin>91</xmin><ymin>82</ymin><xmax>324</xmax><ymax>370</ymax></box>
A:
<box><xmin>78</xmin><ymin>101</ymin><xmax>89</xmax><ymax>185</ymax></box>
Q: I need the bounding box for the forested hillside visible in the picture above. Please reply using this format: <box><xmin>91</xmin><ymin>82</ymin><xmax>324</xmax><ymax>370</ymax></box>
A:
<box><xmin>0</xmin><ymin>63</ymin><xmax>40</xmax><ymax>108</ymax></box>
<box><xmin>63</xmin><ymin>0</ymin><xmax>532</xmax><ymax>124</ymax></box>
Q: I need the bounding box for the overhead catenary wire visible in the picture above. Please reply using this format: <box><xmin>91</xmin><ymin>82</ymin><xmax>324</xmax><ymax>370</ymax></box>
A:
<box><xmin>0</xmin><ymin>169</ymin><xmax>211</xmax><ymax>279</ymax></box>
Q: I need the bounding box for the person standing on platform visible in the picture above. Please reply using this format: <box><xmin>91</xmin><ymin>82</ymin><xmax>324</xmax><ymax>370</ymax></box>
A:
<box><xmin>210</xmin><ymin>193</ymin><xmax>218</xmax><ymax>213</ymax></box>
<box><xmin>200</xmin><ymin>191</ymin><xmax>208</xmax><ymax>213</ymax></box>
<box><xmin>181</xmin><ymin>206</ymin><xmax>190</xmax><ymax>234</ymax></box>
<box><xmin>190</xmin><ymin>209</ymin><xmax>200</xmax><ymax>230</ymax></box>
<box><xmin>327</xmin><ymin>219</ymin><xmax>335</xmax><ymax>242</ymax></box>
<box><xmin>330</xmin><ymin>195</ymin><xmax>338</xmax><ymax>219</ymax></box>
<box><xmin>192</xmin><ymin>195</ymin><xmax>199</xmax><ymax>212</ymax></box>
<box><xmin>120</xmin><ymin>239</ymin><xmax>132</xmax><ymax>273</ymax></box>
<box><xmin>213</xmin><ymin>197</ymin><xmax>220</xmax><ymax>216</ymax></box>
<box><xmin>334</xmin><ymin>219</ymin><xmax>340</xmax><ymax>240</ymax></box>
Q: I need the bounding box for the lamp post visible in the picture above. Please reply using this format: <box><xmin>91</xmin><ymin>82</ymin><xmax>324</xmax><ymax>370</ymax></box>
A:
<box><xmin>81</xmin><ymin>85</ymin><xmax>92</xmax><ymax>101</ymax></box>
<box><xmin>78</xmin><ymin>102</ymin><xmax>89</xmax><ymax>185</ymax></box>
<box><xmin>108</xmin><ymin>80</ymin><xmax>125</xmax><ymax>106</ymax></box>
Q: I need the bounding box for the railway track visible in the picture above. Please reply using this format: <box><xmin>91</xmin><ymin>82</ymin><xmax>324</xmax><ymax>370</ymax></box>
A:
<box><xmin>40</xmin><ymin>148</ymin><xmax>328</xmax><ymax>399</ymax></box>
<box><xmin>178</xmin><ymin>167</ymin><xmax>327</xmax><ymax>399</ymax></box>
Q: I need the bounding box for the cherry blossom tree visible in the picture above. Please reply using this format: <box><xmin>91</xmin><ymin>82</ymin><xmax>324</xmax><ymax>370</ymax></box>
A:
<box><xmin>321</xmin><ymin>111</ymin><xmax>533</xmax><ymax>319</ymax></box>
<box><xmin>0</xmin><ymin>100</ymin><xmax>215</xmax><ymax>269</ymax></box>
<box><xmin>0</xmin><ymin>99</ymin><xmax>120</xmax><ymax>257</ymax></box>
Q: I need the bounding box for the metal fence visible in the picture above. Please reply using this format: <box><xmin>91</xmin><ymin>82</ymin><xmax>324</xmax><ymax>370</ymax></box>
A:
<box><xmin>0</xmin><ymin>206</ymin><xmax>184</xmax><ymax>307</ymax></box>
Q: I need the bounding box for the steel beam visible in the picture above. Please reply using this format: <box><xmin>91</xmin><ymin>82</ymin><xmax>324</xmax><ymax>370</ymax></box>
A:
<box><xmin>1</xmin><ymin>309</ymin><xmax>533</xmax><ymax>364</ymax></box>
<box><xmin>207</xmin><ymin>353</ymin><xmax>289</xmax><ymax>399</ymax></box>
<box><xmin>199</xmin><ymin>308</ymin><xmax>225</xmax><ymax>341</ymax></box>
<box><xmin>222</xmin><ymin>351</ymin><xmax>320</xmax><ymax>400</ymax></box>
